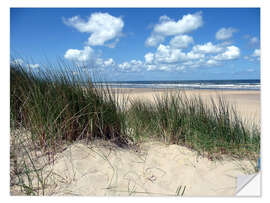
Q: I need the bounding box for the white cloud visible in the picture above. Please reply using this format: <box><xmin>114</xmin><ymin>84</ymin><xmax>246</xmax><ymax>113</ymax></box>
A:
<box><xmin>64</xmin><ymin>46</ymin><xmax>94</xmax><ymax>62</ymax></box>
<box><xmin>93</xmin><ymin>57</ymin><xmax>116</xmax><ymax>69</ymax></box>
<box><xmin>159</xmin><ymin>65</ymin><xmax>171</xmax><ymax>71</ymax></box>
<box><xmin>146</xmin><ymin>64</ymin><xmax>157</xmax><ymax>71</ymax></box>
<box><xmin>145</xmin><ymin>12</ymin><xmax>202</xmax><ymax>47</ymax></box>
<box><xmin>206</xmin><ymin>59</ymin><xmax>219</xmax><ymax>66</ymax></box>
<box><xmin>144</xmin><ymin>52</ymin><xmax>154</xmax><ymax>64</ymax></box>
<box><xmin>159</xmin><ymin>15</ymin><xmax>171</xmax><ymax>22</ymax></box>
<box><xmin>157</xmin><ymin>64</ymin><xmax>186</xmax><ymax>72</ymax></box>
<box><xmin>176</xmin><ymin>65</ymin><xmax>185</xmax><ymax>71</ymax></box>
<box><xmin>155</xmin><ymin>44</ymin><xmax>185</xmax><ymax>63</ymax></box>
<box><xmin>11</xmin><ymin>58</ymin><xmax>24</xmax><ymax>66</ymax></box>
<box><xmin>185</xmin><ymin>51</ymin><xmax>205</xmax><ymax>60</ymax></box>
<box><xmin>169</xmin><ymin>35</ymin><xmax>194</xmax><ymax>48</ymax></box>
<box><xmin>182</xmin><ymin>59</ymin><xmax>205</xmax><ymax>68</ymax></box>
<box><xmin>244</xmin><ymin>49</ymin><xmax>260</xmax><ymax>62</ymax></box>
<box><xmin>252</xmin><ymin>49</ymin><xmax>260</xmax><ymax>57</ymax></box>
<box><xmin>118</xmin><ymin>60</ymin><xmax>144</xmax><ymax>72</ymax></box>
<box><xmin>103</xmin><ymin>58</ymin><xmax>115</xmax><ymax>67</ymax></box>
<box><xmin>214</xmin><ymin>46</ymin><xmax>240</xmax><ymax>60</ymax></box>
<box><xmin>28</xmin><ymin>64</ymin><xmax>40</xmax><ymax>69</ymax></box>
<box><xmin>247</xmin><ymin>68</ymin><xmax>255</xmax><ymax>72</ymax></box>
<box><xmin>130</xmin><ymin>60</ymin><xmax>143</xmax><ymax>66</ymax></box>
<box><xmin>192</xmin><ymin>42</ymin><xmax>223</xmax><ymax>54</ymax></box>
<box><xmin>149</xmin><ymin>44</ymin><xmax>205</xmax><ymax>65</ymax></box>
<box><xmin>105</xmin><ymin>38</ymin><xmax>120</xmax><ymax>48</ymax></box>
<box><xmin>95</xmin><ymin>58</ymin><xmax>104</xmax><ymax>66</ymax></box>
<box><xmin>126</xmin><ymin>43</ymin><xmax>240</xmax><ymax>72</ymax></box>
<box><xmin>72</xmin><ymin>71</ymin><xmax>79</xmax><ymax>76</ymax></box>
<box><xmin>216</xmin><ymin>27</ymin><xmax>237</xmax><ymax>40</ymax></box>
<box><xmin>118</xmin><ymin>62</ymin><xmax>130</xmax><ymax>70</ymax></box>
<box><xmin>145</xmin><ymin>34</ymin><xmax>165</xmax><ymax>47</ymax></box>
<box><xmin>11</xmin><ymin>59</ymin><xmax>41</xmax><ymax>69</ymax></box>
<box><xmin>64</xmin><ymin>12</ymin><xmax>124</xmax><ymax>46</ymax></box>
<box><xmin>250</xmin><ymin>37</ymin><xmax>259</xmax><ymax>45</ymax></box>
<box><xmin>153</xmin><ymin>12</ymin><xmax>203</xmax><ymax>36</ymax></box>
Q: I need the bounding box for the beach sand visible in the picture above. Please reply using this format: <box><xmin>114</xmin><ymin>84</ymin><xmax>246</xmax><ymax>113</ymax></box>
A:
<box><xmin>10</xmin><ymin>88</ymin><xmax>260</xmax><ymax>196</ymax></box>
<box><xmin>10</xmin><ymin>139</ymin><xmax>257</xmax><ymax>196</ymax></box>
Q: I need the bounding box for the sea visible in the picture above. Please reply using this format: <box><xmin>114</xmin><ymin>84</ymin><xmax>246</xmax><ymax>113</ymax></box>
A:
<box><xmin>95</xmin><ymin>79</ymin><xmax>260</xmax><ymax>91</ymax></box>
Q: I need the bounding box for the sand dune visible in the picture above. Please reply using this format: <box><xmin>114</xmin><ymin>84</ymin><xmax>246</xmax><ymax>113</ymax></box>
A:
<box><xmin>12</xmin><ymin>140</ymin><xmax>254</xmax><ymax>196</ymax></box>
<box><xmin>10</xmin><ymin>89</ymin><xmax>260</xmax><ymax>196</ymax></box>
<box><xmin>55</xmin><ymin>141</ymin><xmax>255</xmax><ymax>196</ymax></box>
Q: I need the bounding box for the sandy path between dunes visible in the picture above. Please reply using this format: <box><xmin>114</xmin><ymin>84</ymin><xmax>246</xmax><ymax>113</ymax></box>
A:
<box><xmin>20</xmin><ymin>140</ymin><xmax>254</xmax><ymax>196</ymax></box>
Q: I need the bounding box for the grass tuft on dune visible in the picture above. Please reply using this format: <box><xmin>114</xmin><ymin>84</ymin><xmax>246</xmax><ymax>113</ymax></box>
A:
<box><xmin>128</xmin><ymin>92</ymin><xmax>260</xmax><ymax>160</ymax></box>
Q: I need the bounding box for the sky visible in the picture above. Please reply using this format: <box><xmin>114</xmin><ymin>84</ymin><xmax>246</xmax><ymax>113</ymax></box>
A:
<box><xmin>10</xmin><ymin>8</ymin><xmax>260</xmax><ymax>81</ymax></box>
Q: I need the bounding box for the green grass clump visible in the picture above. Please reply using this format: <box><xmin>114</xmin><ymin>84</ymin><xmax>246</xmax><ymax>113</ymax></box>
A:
<box><xmin>127</xmin><ymin>92</ymin><xmax>260</xmax><ymax>160</ymax></box>
<box><xmin>10</xmin><ymin>62</ymin><xmax>128</xmax><ymax>154</ymax></box>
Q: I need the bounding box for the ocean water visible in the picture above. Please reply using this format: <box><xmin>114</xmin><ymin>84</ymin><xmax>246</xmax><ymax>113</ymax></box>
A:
<box><xmin>95</xmin><ymin>79</ymin><xmax>260</xmax><ymax>90</ymax></box>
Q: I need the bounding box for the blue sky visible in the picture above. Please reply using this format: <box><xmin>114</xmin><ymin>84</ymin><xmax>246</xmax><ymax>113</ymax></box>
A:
<box><xmin>10</xmin><ymin>8</ymin><xmax>260</xmax><ymax>81</ymax></box>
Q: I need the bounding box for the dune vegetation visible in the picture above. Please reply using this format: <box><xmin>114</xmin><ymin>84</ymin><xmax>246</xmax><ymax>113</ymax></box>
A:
<box><xmin>10</xmin><ymin>62</ymin><xmax>260</xmax><ymax>195</ymax></box>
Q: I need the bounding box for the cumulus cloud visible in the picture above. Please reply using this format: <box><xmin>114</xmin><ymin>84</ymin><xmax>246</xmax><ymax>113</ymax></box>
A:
<box><xmin>216</xmin><ymin>27</ymin><xmax>237</xmax><ymax>40</ymax></box>
<box><xmin>105</xmin><ymin>38</ymin><xmax>120</xmax><ymax>48</ymax></box>
<box><xmin>118</xmin><ymin>62</ymin><xmax>130</xmax><ymax>70</ymax></box>
<box><xmin>145</xmin><ymin>43</ymin><xmax>209</xmax><ymax>67</ymax></box>
<box><xmin>64</xmin><ymin>12</ymin><xmax>124</xmax><ymax>46</ymax></box>
<box><xmin>206</xmin><ymin>59</ymin><xmax>219</xmax><ymax>66</ymax></box>
<box><xmin>11</xmin><ymin>58</ymin><xmax>24</xmax><ymax>66</ymax></box>
<box><xmin>146</xmin><ymin>64</ymin><xmax>157</xmax><ymax>71</ymax></box>
<box><xmin>145</xmin><ymin>12</ymin><xmax>203</xmax><ymax>47</ymax></box>
<box><xmin>64</xmin><ymin>46</ymin><xmax>94</xmax><ymax>62</ymax></box>
<box><xmin>214</xmin><ymin>46</ymin><xmax>240</xmax><ymax>60</ymax></box>
<box><xmin>11</xmin><ymin>59</ymin><xmax>40</xmax><ymax>69</ymax></box>
<box><xmin>148</xmin><ymin>64</ymin><xmax>184</xmax><ymax>72</ymax></box>
<box><xmin>28</xmin><ymin>64</ymin><xmax>40</xmax><ymax>69</ymax></box>
<box><xmin>159</xmin><ymin>65</ymin><xmax>172</xmax><ymax>71</ymax></box>
<box><xmin>153</xmin><ymin>12</ymin><xmax>203</xmax><ymax>36</ymax></box>
<box><xmin>103</xmin><ymin>58</ymin><xmax>115</xmax><ymax>67</ymax></box>
<box><xmin>185</xmin><ymin>51</ymin><xmax>205</xmax><ymax>60</ymax></box>
<box><xmin>250</xmin><ymin>37</ymin><xmax>259</xmax><ymax>45</ymax></box>
<box><xmin>169</xmin><ymin>35</ymin><xmax>194</xmax><ymax>48</ymax></box>
<box><xmin>113</xmin><ymin>43</ymin><xmax>240</xmax><ymax>73</ymax></box>
<box><xmin>155</xmin><ymin>44</ymin><xmax>185</xmax><ymax>63</ymax></box>
<box><xmin>192</xmin><ymin>42</ymin><xmax>223</xmax><ymax>54</ymax></box>
<box><xmin>243</xmin><ymin>49</ymin><xmax>260</xmax><ymax>62</ymax></box>
<box><xmin>118</xmin><ymin>60</ymin><xmax>144</xmax><ymax>72</ymax></box>
<box><xmin>252</xmin><ymin>49</ymin><xmax>260</xmax><ymax>57</ymax></box>
<box><xmin>144</xmin><ymin>52</ymin><xmax>154</xmax><ymax>64</ymax></box>
<box><xmin>145</xmin><ymin>34</ymin><xmax>165</xmax><ymax>47</ymax></box>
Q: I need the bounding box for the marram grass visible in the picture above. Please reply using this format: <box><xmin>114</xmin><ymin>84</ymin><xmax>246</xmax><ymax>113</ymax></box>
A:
<box><xmin>127</xmin><ymin>92</ymin><xmax>260</xmax><ymax>160</ymax></box>
<box><xmin>11</xmin><ymin>62</ymin><xmax>260</xmax><ymax>160</ymax></box>
<box><xmin>10</xmin><ymin>63</ymin><xmax>129</xmax><ymax>153</ymax></box>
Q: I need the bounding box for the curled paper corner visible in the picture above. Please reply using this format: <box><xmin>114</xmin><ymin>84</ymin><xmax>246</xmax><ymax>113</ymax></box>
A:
<box><xmin>236</xmin><ymin>172</ymin><xmax>261</xmax><ymax>196</ymax></box>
